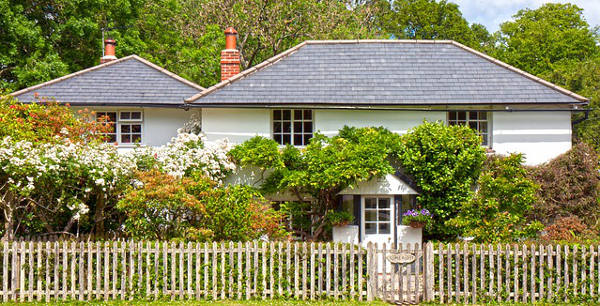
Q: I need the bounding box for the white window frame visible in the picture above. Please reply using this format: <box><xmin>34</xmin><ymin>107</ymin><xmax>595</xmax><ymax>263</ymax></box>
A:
<box><xmin>447</xmin><ymin>111</ymin><xmax>492</xmax><ymax>147</ymax></box>
<box><xmin>362</xmin><ymin>196</ymin><xmax>393</xmax><ymax>235</ymax></box>
<box><xmin>272</xmin><ymin>109</ymin><xmax>313</xmax><ymax>146</ymax></box>
<box><xmin>95</xmin><ymin>110</ymin><xmax>144</xmax><ymax>146</ymax></box>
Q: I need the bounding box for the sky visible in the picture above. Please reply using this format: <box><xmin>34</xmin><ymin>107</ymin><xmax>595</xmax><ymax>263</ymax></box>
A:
<box><xmin>451</xmin><ymin>0</ymin><xmax>600</xmax><ymax>32</ymax></box>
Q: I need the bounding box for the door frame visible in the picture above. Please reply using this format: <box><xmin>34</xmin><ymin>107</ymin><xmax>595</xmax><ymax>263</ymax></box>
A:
<box><xmin>360</xmin><ymin>195</ymin><xmax>395</xmax><ymax>246</ymax></box>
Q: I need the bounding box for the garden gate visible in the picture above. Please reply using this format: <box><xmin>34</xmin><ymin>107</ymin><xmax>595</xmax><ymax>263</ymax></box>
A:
<box><xmin>367</xmin><ymin>242</ymin><xmax>434</xmax><ymax>304</ymax></box>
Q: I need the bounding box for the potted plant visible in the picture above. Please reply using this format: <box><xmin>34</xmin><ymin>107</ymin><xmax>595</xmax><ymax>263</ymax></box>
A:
<box><xmin>328</xmin><ymin>210</ymin><xmax>354</xmax><ymax>227</ymax></box>
<box><xmin>402</xmin><ymin>209</ymin><xmax>433</xmax><ymax>229</ymax></box>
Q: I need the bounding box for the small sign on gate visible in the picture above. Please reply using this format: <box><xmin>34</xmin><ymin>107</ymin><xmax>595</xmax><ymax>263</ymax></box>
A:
<box><xmin>386</xmin><ymin>252</ymin><xmax>416</xmax><ymax>264</ymax></box>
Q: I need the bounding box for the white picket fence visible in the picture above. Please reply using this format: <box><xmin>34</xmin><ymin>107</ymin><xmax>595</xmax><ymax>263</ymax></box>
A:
<box><xmin>0</xmin><ymin>240</ymin><xmax>373</xmax><ymax>301</ymax></box>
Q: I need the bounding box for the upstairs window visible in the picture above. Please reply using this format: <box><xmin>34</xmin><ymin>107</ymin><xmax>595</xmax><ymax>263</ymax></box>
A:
<box><xmin>272</xmin><ymin>109</ymin><xmax>313</xmax><ymax>146</ymax></box>
<box><xmin>96</xmin><ymin>111</ymin><xmax>143</xmax><ymax>145</ymax></box>
<box><xmin>448</xmin><ymin>111</ymin><xmax>490</xmax><ymax>146</ymax></box>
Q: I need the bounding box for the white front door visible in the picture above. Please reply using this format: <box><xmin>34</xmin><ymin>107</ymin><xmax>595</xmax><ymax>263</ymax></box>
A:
<box><xmin>361</xmin><ymin>196</ymin><xmax>394</xmax><ymax>247</ymax></box>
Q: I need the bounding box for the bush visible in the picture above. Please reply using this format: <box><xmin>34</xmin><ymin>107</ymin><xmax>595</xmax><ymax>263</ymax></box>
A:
<box><xmin>528</xmin><ymin>142</ymin><xmax>600</xmax><ymax>227</ymax></box>
<box><xmin>117</xmin><ymin>170</ymin><xmax>287</xmax><ymax>242</ymax></box>
<box><xmin>542</xmin><ymin>216</ymin><xmax>598</xmax><ymax>243</ymax></box>
<box><xmin>396</xmin><ymin>121</ymin><xmax>486</xmax><ymax>239</ymax></box>
<box><xmin>448</xmin><ymin>154</ymin><xmax>542</xmax><ymax>243</ymax></box>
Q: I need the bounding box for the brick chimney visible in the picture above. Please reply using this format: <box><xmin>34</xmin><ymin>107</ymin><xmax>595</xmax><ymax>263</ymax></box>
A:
<box><xmin>100</xmin><ymin>39</ymin><xmax>117</xmax><ymax>64</ymax></box>
<box><xmin>220</xmin><ymin>27</ymin><xmax>240</xmax><ymax>80</ymax></box>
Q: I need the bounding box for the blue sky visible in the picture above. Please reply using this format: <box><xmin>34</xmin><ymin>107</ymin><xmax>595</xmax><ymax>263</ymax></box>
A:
<box><xmin>451</xmin><ymin>0</ymin><xmax>600</xmax><ymax>32</ymax></box>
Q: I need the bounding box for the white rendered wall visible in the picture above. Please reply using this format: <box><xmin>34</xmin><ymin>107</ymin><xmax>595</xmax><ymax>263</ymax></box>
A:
<box><xmin>315</xmin><ymin>110</ymin><xmax>446</xmax><ymax>137</ymax></box>
<box><xmin>202</xmin><ymin>108</ymin><xmax>270</xmax><ymax>143</ymax></box>
<box><xmin>492</xmin><ymin>111</ymin><xmax>572</xmax><ymax>165</ymax></box>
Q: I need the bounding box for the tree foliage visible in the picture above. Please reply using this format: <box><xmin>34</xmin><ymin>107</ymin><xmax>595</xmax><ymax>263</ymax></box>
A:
<box><xmin>396</xmin><ymin>121</ymin><xmax>485</xmax><ymax>239</ymax></box>
<box><xmin>448</xmin><ymin>154</ymin><xmax>542</xmax><ymax>243</ymax></box>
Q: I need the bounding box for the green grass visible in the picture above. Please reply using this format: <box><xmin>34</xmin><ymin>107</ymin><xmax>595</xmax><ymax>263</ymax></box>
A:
<box><xmin>0</xmin><ymin>300</ymin><xmax>388</xmax><ymax>305</ymax></box>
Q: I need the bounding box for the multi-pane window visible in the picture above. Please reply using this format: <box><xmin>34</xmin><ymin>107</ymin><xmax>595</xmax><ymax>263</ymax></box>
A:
<box><xmin>364</xmin><ymin>197</ymin><xmax>391</xmax><ymax>235</ymax></box>
<box><xmin>119</xmin><ymin>111</ymin><xmax>142</xmax><ymax>144</ymax></box>
<box><xmin>273</xmin><ymin>110</ymin><xmax>313</xmax><ymax>146</ymax></box>
<box><xmin>448</xmin><ymin>111</ymin><xmax>490</xmax><ymax>146</ymax></box>
<box><xmin>96</xmin><ymin>111</ymin><xmax>143</xmax><ymax>145</ymax></box>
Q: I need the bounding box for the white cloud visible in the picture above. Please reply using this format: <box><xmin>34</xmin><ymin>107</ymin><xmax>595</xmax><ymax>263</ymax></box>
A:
<box><xmin>451</xmin><ymin>0</ymin><xmax>600</xmax><ymax>32</ymax></box>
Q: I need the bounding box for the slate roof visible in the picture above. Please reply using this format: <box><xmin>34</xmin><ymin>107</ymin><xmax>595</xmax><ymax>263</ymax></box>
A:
<box><xmin>11</xmin><ymin>55</ymin><xmax>204</xmax><ymax>107</ymax></box>
<box><xmin>186</xmin><ymin>40</ymin><xmax>587</xmax><ymax>106</ymax></box>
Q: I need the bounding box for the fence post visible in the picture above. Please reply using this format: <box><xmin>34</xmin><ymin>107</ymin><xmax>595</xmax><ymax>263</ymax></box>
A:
<box><xmin>424</xmin><ymin>242</ymin><xmax>434</xmax><ymax>302</ymax></box>
<box><xmin>366</xmin><ymin>242</ymin><xmax>373</xmax><ymax>301</ymax></box>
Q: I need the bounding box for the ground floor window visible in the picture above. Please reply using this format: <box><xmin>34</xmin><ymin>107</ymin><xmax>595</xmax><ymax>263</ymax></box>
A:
<box><xmin>96</xmin><ymin>110</ymin><xmax>143</xmax><ymax>145</ymax></box>
<box><xmin>448</xmin><ymin>111</ymin><xmax>490</xmax><ymax>146</ymax></box>
<box><xmin>364</xmin><ymin>197</ymin><xmax>392</xmax><ymax>234</ymax></box>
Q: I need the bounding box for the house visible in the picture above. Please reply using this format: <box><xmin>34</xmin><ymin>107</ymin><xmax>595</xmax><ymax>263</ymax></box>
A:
<box><xmin>184</xmin><ymin>28</ymin><xmax>588</xmax><ymax>246</ymax></box>
<box><xmin>9</xmin><ymin>28</ymin><xmax>589</xmax><ymax>246</ymax></box>
<box><xmin>10</xmin><ymin>39</ymin><xmax>205</xmax><ymax>148</ymax></box>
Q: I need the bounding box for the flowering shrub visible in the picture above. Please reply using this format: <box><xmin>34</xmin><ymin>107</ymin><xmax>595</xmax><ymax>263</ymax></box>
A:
<box><xmin>402</xmin><ymin>209</ymin><xmax>433</xmax><ymax>229</ymax></box>
<box><xmin>131</xmin><ymin>132</ymin><xmax>235</xmax><ymax>183</ymax></box>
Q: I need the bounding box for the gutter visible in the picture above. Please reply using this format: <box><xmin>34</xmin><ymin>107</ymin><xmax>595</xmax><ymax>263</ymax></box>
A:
<box><xmin>572</xmin><ymin>108</ymin><xmax>591</xmax><ymax>125</ymax></box>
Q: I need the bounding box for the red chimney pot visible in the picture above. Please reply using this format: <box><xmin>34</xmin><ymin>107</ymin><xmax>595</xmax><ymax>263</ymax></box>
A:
<box><xmin>221</xmin><ymin>27</ymin><xmax>240</xmax><ymax>80</ymax></box>
<box><xmin>101</xmin><ymin>39</ymin><xmax>117</xmax><ymax>64</ymax></box>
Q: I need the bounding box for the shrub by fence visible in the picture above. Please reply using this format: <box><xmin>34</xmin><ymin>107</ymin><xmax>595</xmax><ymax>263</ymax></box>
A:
<box><xmin>0</xmin><ymin>240</ymin><xmax>369</xmax><ymax>302</ymax></box>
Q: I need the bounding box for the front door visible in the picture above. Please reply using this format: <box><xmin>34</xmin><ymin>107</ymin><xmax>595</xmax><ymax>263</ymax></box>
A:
<box><xmin>361</xmin><ymin>196</ymin><xmax>394</xmax><ymax>247</ymax></box>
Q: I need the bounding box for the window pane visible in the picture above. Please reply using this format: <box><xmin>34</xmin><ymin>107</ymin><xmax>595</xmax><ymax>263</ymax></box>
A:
<box><xmin>480</xmin><ymin>112</ymin><xmax>487</xmax><ymax>120</ymax></box>
<box><xmin>132</xmin><ymin>134</ymin><xmax>141</xmax><ymax>143</ymax></box>
<box><xmin>283</xmin><ymin>122</ymin><xmax>291</xmax><ymax>133</ymax></box>
<box><xmin>479</xmin><ymin>122</ymin><xmax>487</xmax><ymax>133</ymax></box>
<box><xmin>120</xmin><ymin>112</ymin><xmax>131</xmax><ymax>120</ymax></box>
<box><xmin>121</xmin><ymin>125</ymin><xmax>131</xmax><ymax>133</ymax></box>
<box><xmin>365</xmin><ymin>223</ymin><xmax>376</xmax><ymax>234</ymax></box>
<box><xmin>131</xmin><ymin>112</ymin><xmax>141</xmax><ymax>120</ymax></box>
<box><xmin>457</xmin><ymin>111</ymin><xmax>466</xmax><ymax>121</ymax></box>
<box><xmin>294</xmin><ymin>110</ymin><xmax>302</xmax><ymax>120</ymax></box>
<box><xmin>304</xmin><ymin>122</ymin><xmax>312</xmax><ymax>133</ymax></box>
<box><xmin>365</xmin><ymin>198</ymin><xmax>377</xmax><ymax>209</ymax></box>
<box><xmin>132</xmin><ymin>124</ymin><xmax>141</xmax><ymax>133</ymax></box>
<box><xmin>469</xmin><ymin>122</ymin><xmax>477</xmax><ymax>130</ymax></box>
<box><xmin>293</xmin><ymin>134</ymin><xmax>302</xmax><ymax>145</ymax></box>
<box><xmin>365</xmin><ymin>210</ymin><xmax>377</xmax><ymax>222</ymax></box>
<box><xmin>378</xmin><ymin>210</ymin><xmax>390</xmax><ymax>221</ymax></box>
<box><xmin>294</xmin><ymin>121</ymin><xmax>302</xmax><ymax>133</ymax></box>
<box><xmin>282</xmin><ymin>110</ymin><xmax>291</xmax><ymax>120</ymax></box>
<box><xmin>469</xmin><ymin>111</ymin><xmax>478</xmax><ymax>120</ymax></box>
<box><xmin>303</xmin><ymin>134</ymin><xmax>312</xmax><ymax>144</ymax></box>
<box><xmin>121</xmin><ymin>134</ymin><xmax>131</xmax><ymax>143</ymax></box>
<box><xmin>304</xmin><ymin>110</ymin><xmax>312</xmax><ymax>120</ymax></box>
<box><xmin>449</xmin><ymin>111</ymin><xmax>456</xmax><ymax>121</ymax></box>
<box><xmin>378</xmin><ymin>223</ymin><xmax>390</xmax><ymax>234</ymax></box>
<box><xmin>107</xmin><ymin>134</ymin><xmax>116</xmax><ymax>143</ymax></box>
<box><xmin>274</xmin><ymin>134</ymin><xmax>282</xmax><ymax>144</ymax></box>
<box><xmin>481</xmin><ymin>134</ymin><xmax>488</xmax><ymax>146</ymax></box>
<box><xmin>273</xmin><ymin>110</ymin><xmax>281</xmax><ymax>120</ymax></box>
<box><xmin>378</xmin><ymin>198</ymin><xmax>390</xmax><ymax>209</ymax></box>
<box><xmin>274</xmin><ymin>122</ymin><xmax>282</xmax><ymax>133</ymax></box>
<box><xmin>108</xmin><ymin>112</ymin><xmax>117</xmax><ymax>122</ymax></box>
<box><xmin>282</xmin><ymin>135</ymin><xmax>291</xmax><ymax>145</ymax></box>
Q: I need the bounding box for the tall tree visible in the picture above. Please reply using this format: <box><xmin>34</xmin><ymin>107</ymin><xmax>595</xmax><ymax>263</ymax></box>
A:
<box><xmin>380</xmin><ymin>0</ymin><xmax>489</xmax><ymax>49</ymax></box>
<box><xmin>494</xmin><ymin>3</ymin><xmax>599</xmax><ymax>77</ymax></box>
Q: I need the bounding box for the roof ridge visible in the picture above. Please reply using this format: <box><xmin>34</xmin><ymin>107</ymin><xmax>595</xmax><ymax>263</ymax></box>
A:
<box><xmin>11</xmin><ymin>55</ymin><xmax>204</xmax><ymax>98</ymax></box>
<box><xmin>449</xmin><ymin>41</ymin><xmax>588</xmax><ymax>103</ymax></box>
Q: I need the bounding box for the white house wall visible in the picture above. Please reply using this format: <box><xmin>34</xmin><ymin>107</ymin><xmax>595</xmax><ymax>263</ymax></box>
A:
<box><xmin>315</xmin><ymin>110</ymin><xmax>446</xmax><ymax>136</ymax></box>
<box><xmin>202</xmin><ymin>108</ymin><xmax>270</xmax><ymax>143</ymax></box>
<box><xmin>492</xmin><ymin>111</ymin><xmax>572</xmax><ymax>165</ymax></box>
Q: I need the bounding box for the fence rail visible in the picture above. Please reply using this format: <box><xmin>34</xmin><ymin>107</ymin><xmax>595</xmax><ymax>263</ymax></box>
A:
<box><xmin>0</xmin><ymin>240</ymin><xmax>370</xmax><ymax>302</ymax></box>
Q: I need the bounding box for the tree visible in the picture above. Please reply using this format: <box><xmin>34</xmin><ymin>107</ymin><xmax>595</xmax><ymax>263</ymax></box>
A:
<box><xmin>230</xmin><ymin>126</ymin><xmax>401</xmax><ymax>241</ymax></box>
<box><xmin>494</xmin><ymin>3</ymin><xmax>599</xmax><ymax>77</ymax></box>
<box><xmin>396</xmin><ymin>121</ymin><xmax>485</xmax><ymax>240</ymax></box>
<box><xmin>448</xmin><ymin>154</ymin><xmax>542</xmax><ymax>243</ymax></box>
<box><xmin>380</xmin><ymin>0</ymin><xmax>489</xmax><ymax>49</ymax></box>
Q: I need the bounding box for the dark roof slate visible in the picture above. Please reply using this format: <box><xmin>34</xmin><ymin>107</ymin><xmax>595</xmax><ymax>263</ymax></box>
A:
<box><xmin>11</xmin><ymin>55</ymin><xmax>203</xmax><ymax>106</ymax></box>
<box><xmin>187</xmin><ymin>40</ymin><xmax>586</xmax><ymax>105</ymax></box>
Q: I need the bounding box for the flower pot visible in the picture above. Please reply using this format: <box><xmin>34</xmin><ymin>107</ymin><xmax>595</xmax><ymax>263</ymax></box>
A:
<box><xmin>409</xmin><ymin>221</ymin><xmax>425</xmax><ymax>228</ymax></box>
